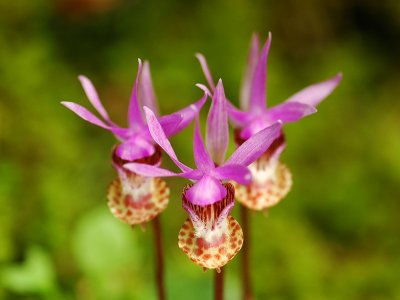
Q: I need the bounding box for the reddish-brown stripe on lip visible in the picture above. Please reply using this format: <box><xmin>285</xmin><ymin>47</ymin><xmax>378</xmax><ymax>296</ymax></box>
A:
<box><xmin>182</xmin><ymin>183</ymin><xmax>235</xmax><ymax>227</ymax></box>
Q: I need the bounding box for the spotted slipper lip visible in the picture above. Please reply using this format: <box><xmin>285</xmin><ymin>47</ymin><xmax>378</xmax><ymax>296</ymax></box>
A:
<box><xmin>178</xmin><ymin>183</ymin><xmax>243</xmax><ymax>271</ymax></box>
<box><xmin>233</xmin><ymin>160</ymin><xmax>292</xmax><ymax>210</ymax></box>
<box><xmin>107</xmin><ymin>145</ymin><xmax>169</xmax><ymax>225</ymax></box>
<box><xmin>234</xmin><ymin>129</ymin><xmax>292</xmax><ymax>210</ymax></box>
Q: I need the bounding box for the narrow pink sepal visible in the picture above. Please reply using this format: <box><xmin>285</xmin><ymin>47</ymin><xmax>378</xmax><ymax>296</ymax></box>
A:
<box><xmin>78</xmin><ymin>75</ymin><xmax>114</xmax><ymax>124</ymax></box>
<box><xmin>240</xmin><ymin>33</ymin><xmax>260</xmax><ymax>111</ymax></box>
<box><xmin>206</xmin><ymin>79</ymin><xmax>228</xmax><ymax>165</ymax></box>
<box><xmin>124</xmin><ymin>162</ymin><xmax>180</xmax><ymax>177</ymax></box>
<box><xmin>196</xmin><ymin>53</ymin><xmax>216</xmax><ymax>92</ymax></box>
<box><xmin>213</xmin><ymin>164</ymin><xmax>252</xmax><ymax>185</ymax></box>
<box><xmin>62</xmin><ymin>101</ymin><xmax>111</xmax><ymax>130</ymax></box>
<box><xmin>285</xmin><ymin>73</ymin><xmax>343</xmax><ymax>107</ymax></box>
<box><xmin>227</xmin><ymin>101</ymin><xmax>253</xmax><ymax>127</ymax></box>
<box><xmin>163</xmin><ymin>91</ymin><xmax>208</xmax><ymax>137</ymax></box>
<box><xmin>249</xmin><ymin>32</ymin><xmax>271</xmax><ymax>112</ymax></box>
<box><xmin>266</xmin><ymin>101</ymin><xmax>317</xmax><ymax>123</ymax></box>
<box><xmin>128</xmin><ymin>59</ymin><xmax>146</xmax><ymax>128</ymax></box>
<box><xmin>225</xmin><ymin>120</ymin><xmax>282</xmax><ymax>166</ymax></box>
<box><xmin>193</xmin><ymin>117</ymin><xmax>214</xmax><ymax>172</ymax></box>
<box><xmin>139</xmin><ymin>61</ymin><xmax>159</xmax><ymax>115</ymax></box>
<box><xmin>143</xmin><ymin>106</ymin><xmax>191</xmax><ymax>172</ymax></box>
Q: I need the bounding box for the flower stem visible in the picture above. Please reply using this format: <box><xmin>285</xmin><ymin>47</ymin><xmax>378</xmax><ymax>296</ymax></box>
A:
<box><xmin>152</xmin><ymin>216</ymin><xmax>165</xmax><ymax>300</ymax></box>
<box><xmin>214</xmin><ymin>268</ymin><xmax>224</xmax><ymax>300</ymax></box>
<box><xmin>240</xmin><ymin>205</ymin><xmax>252</xmax><ymax>300</ymax></box>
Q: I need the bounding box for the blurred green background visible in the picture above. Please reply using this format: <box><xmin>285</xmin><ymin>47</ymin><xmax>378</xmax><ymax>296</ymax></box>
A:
<box><xmin>1</xmin><ymin>0</ymin><xmax>400</xmax><ymax>299</ymax></box>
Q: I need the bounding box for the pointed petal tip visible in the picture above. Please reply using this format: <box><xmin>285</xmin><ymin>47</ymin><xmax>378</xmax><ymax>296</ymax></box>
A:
<box><xmin>142</xmin><ymin>105</ymin><xmax>154</xmax><ymax>115</ymax></box>
<box><xmin>195</xmin><ymin>83</ymin><xmax>211</xmax><ymax>96</ymax></box>
<box><xmin>215</xmin><ymin>79</ymin><xmax>225</xmax><ymax>94</ymax></box>
<box><xmin>196</xmin><ymin>53</ymin><xmax>216</xmax><ymax>91</ymax></box>
<box><xmin>195</xmin><ymin>52</ymin><xmax>204</xmax><ymax>59</ymax></box>
<box><xmin>77</xmin><ymin>74</ymin><xmax>87</xmax><ymax>81</ymax></box>
<box><xmin>251</xmin><ymin>32</ymin><xmax>259</xmax><ymax>39</ymax></box>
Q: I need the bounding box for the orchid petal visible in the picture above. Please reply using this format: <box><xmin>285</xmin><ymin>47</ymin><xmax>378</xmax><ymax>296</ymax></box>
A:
<box><xmin>227</xmin><ymin>101</ymin><xmax>253</xmax><ymax>127</ymax></box>
<box><xmin>214</xmin><ymin>164</ymin><xmax>252</xmax><ymax>185</ymax></box>
<box><xmin>195</xmin><ymin>83</ymin><xmax>212</xmax><ymax>97</ymax></box>
<box><xmin>158</xmin><ymin>113</ymin><xmax>182</xmax><ymax>138</ymax></box>
<box><xmin>225</xmin><ymin>121</ymin><xmax>282</xmax><ymax>166</ymax></box>
<box><xmin>78</xmin><ymin>75</ymin><xmax>114</xmax><ymax>125</ymax></box>
<box><xmin>163</xmin><ymin>91</ymin><xmax>208</xmax><ymax>137</ymax></box>
<box><xmin>249</xmin><ymin>32</ymin><xmax>271</xmax><ymax>111</ymax></box>
<box><xmin>124</xmin><ymin>162</ymin><xmax>180</xmax><ymax>177</ymax></box>
<box><xmin>62</xmin><ymin>101</ymin><xmax>110</xmax><ymax>129</ymax></box>
<box><xmin>285</xmin><ymin>73</ymin><xmax>342</xmax><ymax>107</ymax></box>
<box><xmin>128</xmin><ymin>59</ymin><xmax>146</xmax><ymax>129</ymax></box>
<box><xmin>206</xmin><ymin>80</ymin><xmax>228</xmax><ymax>165</ymax></box>
<box><xmin>114</xmin><ymin>137</ymin><xmax>155</xmax><ymax>161</ymax></box>
<box><xmin>266</xmin><ymin>101</ymin><xmax>317</xmax><ymax>123</ymax></box>
<box><xmin>62</xmin><ymin>101</ymin><xmax>130</xmax><ymax>140</ymax></box>
<box><xmin>143</xmin><ymin>106</ymin><xmax>191</xmax><ymax>172</ymax></box>
<box><xmin>240</xmin><ymin>33</ymin><xmax>260</xmax><ymax>111</ymax></box>
<box><xmin>196</xmin><ymin>53</ymin><xmax>216</xmax><ymax>92</ymax></box>
<box><xmin>139</xmin><ymin>61</ymin><xmax>159</xmax><ymax>115</ymax></box>
<box><xmin>194</xmin><ymin>117</ymin><xmax>214</xmax><ymax>171</ymax></box>
<box><xmin>185</xmin><ymin>175</ymin><xmax>227</xmax><ymax>206</ymax></box>
<box><xmin>238</xmin><ymin>117</ymin><xmax>271</xmax><ymax>140</ymax></box>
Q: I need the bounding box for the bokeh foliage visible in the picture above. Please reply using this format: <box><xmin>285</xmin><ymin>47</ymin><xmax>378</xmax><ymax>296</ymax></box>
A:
<box><xmin>1</xmin><ymin>0</ymin><xmax>400</xmax><ymax>299</ymax></box>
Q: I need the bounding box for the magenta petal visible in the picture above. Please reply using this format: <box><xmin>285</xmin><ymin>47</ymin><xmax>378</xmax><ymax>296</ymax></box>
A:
<box><xmin>139</xmin><ymin>61</ymin><xmax>159</xmax><ymax>115</ymax></box>
<box><xmin>62</xmin><ymin>101</ymin><xmax>129</xmax><ymax>139</ymax></box>
<box><xmin>193</xmin><ymin>117</ymin><xmax>214</xmax><ymax>171</ymax></box>
<box><xmin>240</xmin><ymin>33</ymin><xmax>260</xmax><ymax>111</ymax></box>
<box><xmin>62</xmin><ymin>101</ymin><xmax>111</xmax><ymax>130</ymax></box>
<box><xmin>225</xmin><ymin>121</ymin><xmax>282</xmax><ymax>166</ymax></box>
<box><xmin>214</xmin><ymin>164</ymin><xmax>252</xmax><ymax>185</ymax></box>
<box><xmin>128</xmin><ymin>59</ymin><xmax>146</xmax><ymax>129</ymax></box>
<box><xmin>163</xmin><ymin>91</ymin><xmax>208</xmax><ymax>137</ymax></box>
<box><xmin>158</xmin><ymin>113</ymin><xmax>183</xmax><ymax>138</ymax></box>
<box><xmin>115</xmin><ymin>137</ymin><xmax>155</xmax><ymax>161</ymax></box>
<box><xmin>143</xmin><ymin>106</ymin><xmax>191</xmax><ymax>172</ymax></box>
<box><xmin>185</xmin><ymin>175</ymin><xmax>227</xmax><ymax>206</ymax></box>
<box><xmin>249</xmin><ymin>32</ymin><xmax>271</xmax><ymax>111</ymax></box>
<box><xmin>266</xmin><ymin>101</ymin><xmax>317</xmax><ymax>123</ymax></box>
<box><xmin>124</xmin><ymin>162</ymin><xmax>179</xmax><ymax>177</ymax></box>
<box><xmin>227</xmin><ymin>101</ymin><xmax>253</xmax><ymax>127</ymax></box>
<box><xmin>206</xmin><ymin>80</ymin><xmax>228</xmax><ymax>165</ymax></box>
<box><xmin>285</xmin><ymin>73</ymin><xmax>342</xmax><ymax>107</ymax></box>
<box><xmin>196</xmin><ymin>53</ymin><xmax>216</xmax><ymax>92</ymax></box>
<box><xmin>78</xmin><ymin>75</ymin><xmax>114</xmax><ymax>125</ymax></box>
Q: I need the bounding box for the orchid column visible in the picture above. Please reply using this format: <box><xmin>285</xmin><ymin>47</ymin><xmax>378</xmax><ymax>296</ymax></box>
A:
<box><xmin>62</xmin><ymin>59</ymin><xmax>205</xmax><ymax>300</ymax></box>
<box><xmin>126</xmin><ymin>81</ymin><xmax>282</xmax><ymax>299</ymax></box>
<box><xmin>197</xmin><ymin>32</ymin><xmax>342</xmax><ymax>300</ymax></box>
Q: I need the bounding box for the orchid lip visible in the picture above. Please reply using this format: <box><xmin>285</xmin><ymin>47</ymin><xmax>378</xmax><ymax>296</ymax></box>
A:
<box><xmin>178</xmin><ymin>182</ymin><xmax>243</xmax><ymax>270</ymax></box>
<box><xmin>182</xmin><ymin>182</ymin><xmax>235</xmax><ymax>235</ymax></box>
<box><xmin>112</xmin><ymin>144</ymin><xmax>162</xmax><ymax>171</ymax></box>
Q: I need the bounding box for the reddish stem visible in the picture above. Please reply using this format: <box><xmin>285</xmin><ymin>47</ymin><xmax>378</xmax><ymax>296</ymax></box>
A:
<box><xmin>152</xmin><ymin>216</ymin><xmax>166</xmax><ymax>300</ymax></box>
<box><xmin>214</xmin><ymin>268</ymin><xmax>224</xmax><ymax>300</ymax></box>
<box><xmin>241</xmin><ymin>205</ymin><xmax>253</xmax><ymax>300</ymax></box>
